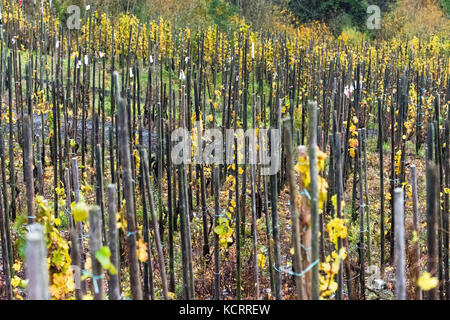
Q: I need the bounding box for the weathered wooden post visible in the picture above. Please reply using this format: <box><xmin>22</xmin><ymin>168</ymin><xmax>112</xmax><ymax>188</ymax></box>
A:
<box><xmin>358</xmin><ymin>128</ymin><xmax>366</xmax><ymax>299</ymax></box>
<box><xmin>0</xmin><ymin>191</ymin><xmax>12</xmax><ymax>299</ymax></box>
<box><xmin>26</xmin><ymin>224</ymin><xmax>49</xmax><ymax>300</ymax></box>
<box><xmin>410</xmin><ymin>165</ymin><xmax>422</xmax><ymax>300</ymax></box>
<box><xmin>64</xmin><ymin>168</ymin><xmax>73</xmax><ymax>230</ymax></box>
<box><xmin>308</xmin><ymin>101</ymin><xmax>320</xmax><ymax>300</ymax></box>
<box><xmin>71</xmin><ymin>157</ymin><xmax>86</xmax><ymax>294</ymax></box>
<box><xmin>394</xmin><ymin>188</ymin><xmax>406</xmax><ymax>300</ymax></box>
<box><xmin>425</xmin><ymin>122</ymin><xmax>439</xmax><ymax>300</ymax></box>
<box><xmin>378</xmin><ymin>98</ymin><xmax>385</xmax><ymax>275</ymax></box>
<box><xmin>36</xmin><ymin>136</ymin><xmax>44</xmax><ymax>195</ymax></box>
<box><xmin>213</xmin><ymin>166</ymin><xmax>220</xmax><ymax>300</ymax></box>
<box><xmin>335</xmin><ymin>131</ymin><xmax>345</xmax><ymax>299</ymax></box>
<box><xmin>114</xmin><ymin>71</ymin><xmax>142</xmax><ymax>300</ymax></box>
<box><xmin>141</xmin><ymin>149</ymin><xmax>169</xmax><ymax>300</ymax></box>
<box><xmin>426</xmin><ymin>162</ymin><xmax>439</xmax><ymax>300</ymax></box>
<box><xmin>108</xmin><ymin>184</ymin><xmax>120</xmax><ymax>300</ymax></box>
<box><xmin>95</xmin><ymin>144</ymin><xmax>106</xmax><ymax>245</ymax></box>
<box><xmin>70</xmin><ymin>228</ymin><xmax>82</xmax><ymax>300</ymax></box>
<box><xmin>23</xmin><ymin>115</ymin><xmax>35</xmax><ymax>225</ymax></box>
<box><xmin>89</xmin><ymin>205</ymin><xmax>104</xmax><ymax>300</ymax></box>
<box><xmin>283</xmin><ymin>122</ymin><xmax>303</xmax><ymax>300</ymax></box>
<box><xmin>362</xmin><ymin>128</ymin><xmax>371</xmax><ymax>266</ymax></box>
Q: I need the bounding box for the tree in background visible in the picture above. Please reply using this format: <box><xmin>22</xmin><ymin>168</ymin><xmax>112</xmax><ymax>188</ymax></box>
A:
<box><xmin>288</xmin><ymin>0</ymin><xmax>394</xmax><ymax>34</ymax></box>
<box><xmin>439</xmin><ymin>0</ymin><xmax>450</xmax><ymax>16</ymax></box>
<box><xmin>226</xmin><ymin>0</ymin><xmax>295</xmax><ymax>30</ymax></box>
<box><xmin>51</xmin><ymin>0</ymin><xmax>137</xmax><ymax>20</ymax></box>
<box><xmin>382</xmin><ymin>0</ymin><xmax>450</xmax><ymax>39</ymax></box>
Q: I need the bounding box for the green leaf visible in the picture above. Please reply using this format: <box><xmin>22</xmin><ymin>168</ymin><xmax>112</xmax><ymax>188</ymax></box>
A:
<box><xmin>95</xmin><ymin>246</ymin><xmax>117</xmax><ymax>274</ymax></box>
<box><xmin>218</xmin><ymin>217</ymin><xmax>227</xmax><ymax>224</ymax></box>
<box><xmin>214</xmin><ymin>225</ymin><xmax>224</xmax><ymax>235</ymax></box>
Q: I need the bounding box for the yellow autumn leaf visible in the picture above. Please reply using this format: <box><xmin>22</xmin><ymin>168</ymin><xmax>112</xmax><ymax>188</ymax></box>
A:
<box><xmin>72</xmin><ymin>202</ymin><xmax>89</xmax><ymax>223</ymax></box>
<box><xmin>11</xmin><ymin>276</ymin><xmax>21</xmax><ymax>287</ymax></box>
<box><xmin>348</xmin><ymin>138</ymin><xmax>358</xmax><ymax>148</ymax></box>
<box><xmin>137</xmin><ymin>239</ymin><xmax>148</xmax><ymax>262</ymax></box>
<box><xmin>12</xmin><ymin>261</ymin><xmax>21</xmax><ymax>272</ymax></box>
<box><xmin>417</xmin><ymin>272</ymin><xmax>438</xmax><ymax>291</ymax></box>
<box><xmin>331</xmin><ymin>194</ymin><xmax>337</xmax><ymax>209</ymax></box>
<box><xmin>257</xmin><ymin>253</ymin><xmax>266</xmax><ymax>268</ymax></box>
<box><xmin>349</xmin><ymin>148</ymin><xmax>356</xmax><ymax>158</ymax></box>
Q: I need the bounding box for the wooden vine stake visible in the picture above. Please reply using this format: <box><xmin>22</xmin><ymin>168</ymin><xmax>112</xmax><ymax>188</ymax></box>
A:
<box><xmin>72</xmin><ymin>157</ymin><xmax>87</xmax><ymax>295</ymax></box>
<box><xmin>394</xmin><ymin>188</ymin><xmax>406</xmax><ymax>300</ymax></box>
<box><xmin>26</xmin><ymin>224</ymin><xmax>49</xmax><ymax>300</ymax></box>
<box><xmin>107</xmin><ymin>184</ymin><xmax>120</xmax><ymax>300</ymax></box>
<box><xmin>0</xmin><ymin>191</ymin><xmax>12</xmax><ymax>299</ymax></box>
<box><xmin>141</xmin><ymin>149</ymin><xmax>169</xmax><ymax>300</ymax></box>
<box><xmin>114</xmin><ymin>71</ymin><xmax>143</xmax><ymax>300</ymax></box>
<box><xmin>308</xmin><ymin>101</ymin><xmax>319</xmax><ymax>300</ymax></box>
<box><xmin>89</xmin><ymin>206</ymin><xmax>104</xmax><ymax>300</ymax></box>
<box><xmin>23</xmin><ymin>115</ymin><xmax>35</xmax><ymax>225</ymax></box>
<box><xmin>283</xmin><ymin>122</ymin><xmax>303</xmax><ymax>300</ymax></box>
<box><xmin>213</xmin><ymin>166</ymin><xmax>220</xmax><ymax>300</ymax></box>
<box><xmin>378</xmin><ymin>98</ymin><xmax>385</xmax><ymax>275</ymax></box>
<box><xmin>426</xmin><ymin>162</ymin><xmax>439</xmax><ymax>300</ymax></box>
<box><xmin>357</xmin><ymin>128</ymin><xmax>366</xmax><ymax>299</ymax></box>
<box><xmin>410</xmin><ymin>165</ymin><xmax>422</xmax><ymax>300</ymax></box>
